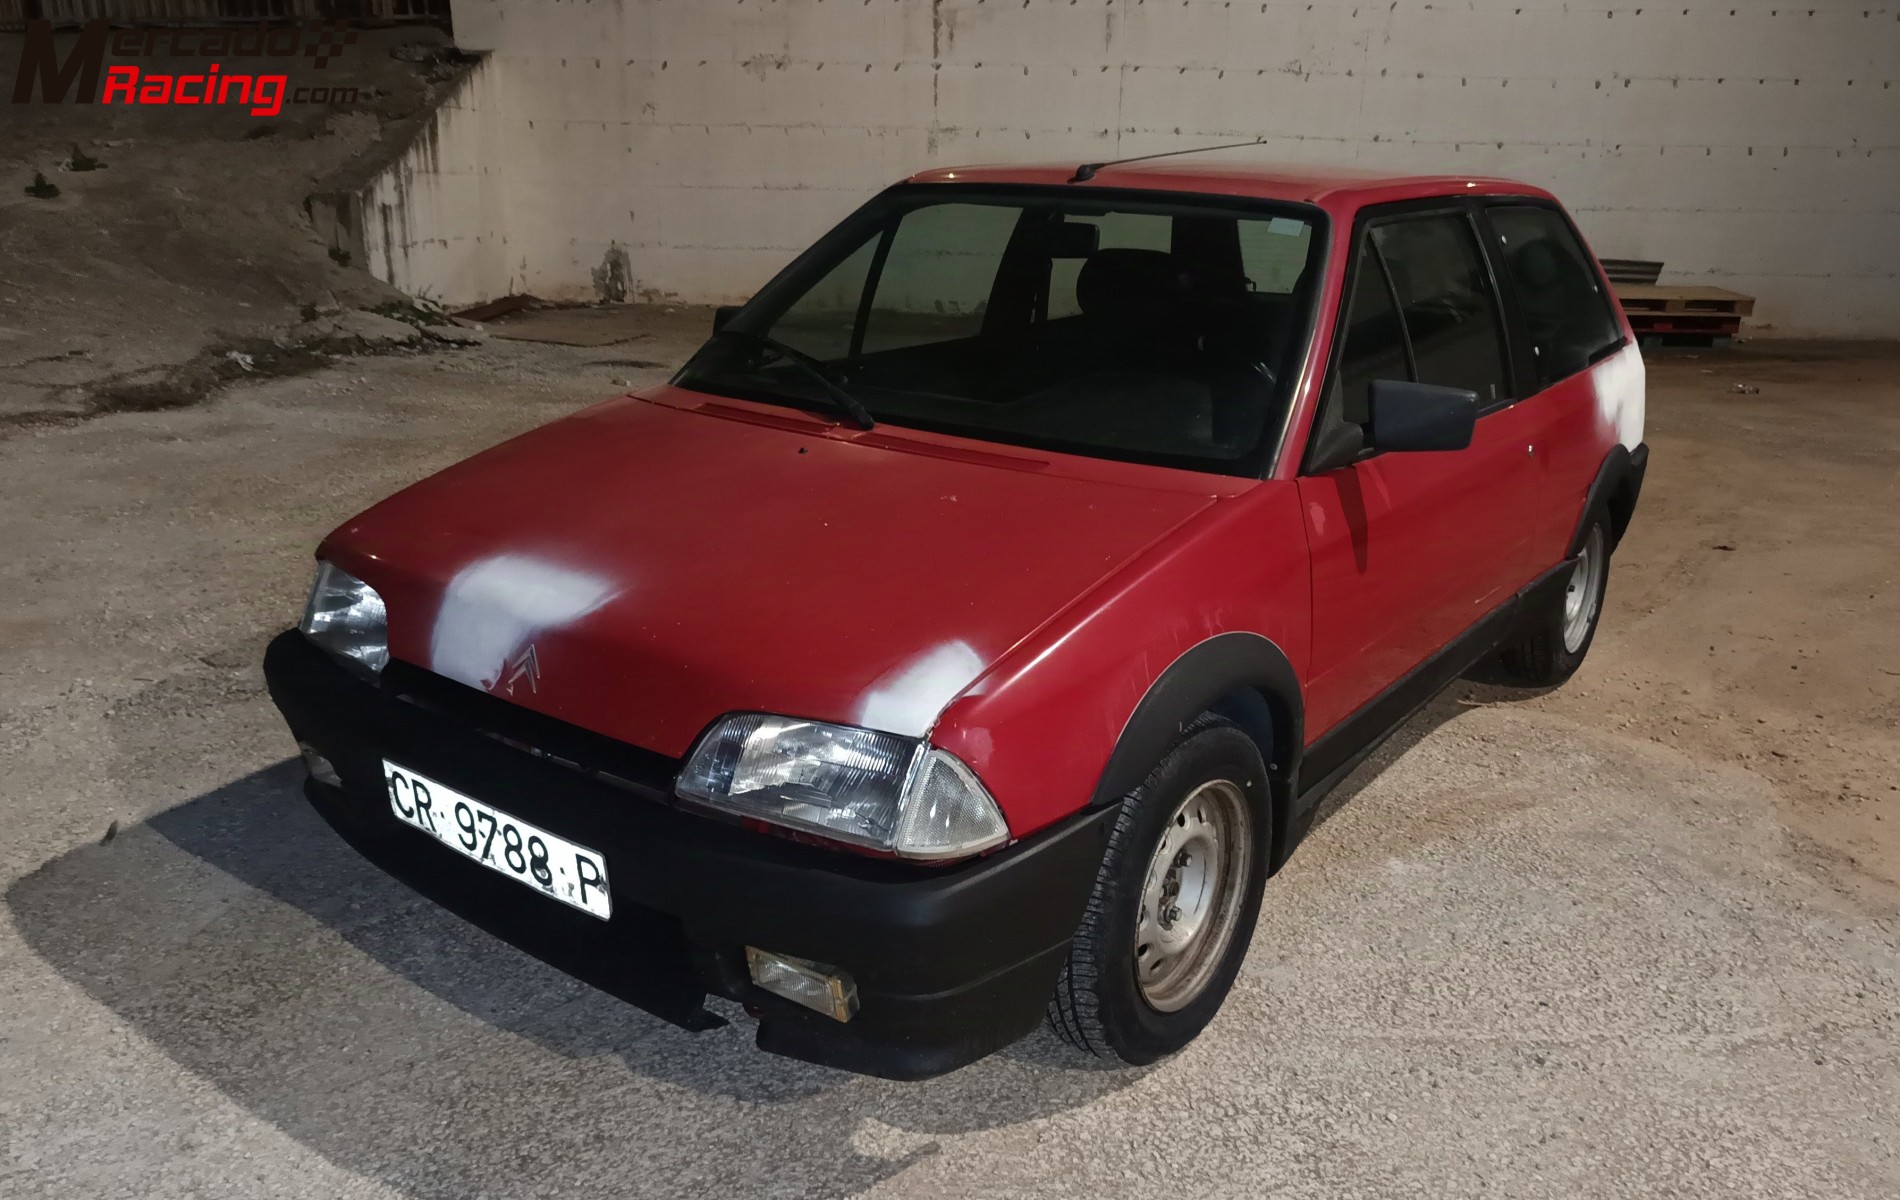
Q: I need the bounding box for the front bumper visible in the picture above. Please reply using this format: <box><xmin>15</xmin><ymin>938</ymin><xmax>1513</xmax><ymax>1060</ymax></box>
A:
<box><xmin>263</xmin><ymin>631</ymin><xmax>1110</xmax><ymax>1080</ymax></box>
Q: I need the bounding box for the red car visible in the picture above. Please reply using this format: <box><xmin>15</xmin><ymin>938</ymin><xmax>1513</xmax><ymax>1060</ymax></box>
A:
<box><xmin>266</xmin><ymin>158</ymin><xmax>1647</xmax><ymax>1079</ymax></box>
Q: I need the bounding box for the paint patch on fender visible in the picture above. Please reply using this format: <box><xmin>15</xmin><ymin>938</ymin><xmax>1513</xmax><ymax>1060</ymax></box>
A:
<box><xmin>1592</xmin><ymin>342</ymin><xmax>1646</xmax><ymax>450</ymax></box>
<box><xmin>429</xmin><ymin>554</ymin><xmax>619</xmax><ymax>692</ymax></box>
<box><xmin>856</xmin><ymin>640</ymin><xmax>986</xmax><ymax>738</ymax></box>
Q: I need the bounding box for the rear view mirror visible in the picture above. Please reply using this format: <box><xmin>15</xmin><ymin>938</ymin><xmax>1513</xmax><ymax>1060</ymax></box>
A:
<box><xmin>1366</xmin><ymin>379</ymin><xmax>1477</xmax><ymax>452</ymax></box>
<box><xmin>1046</xmin><ymin>221</ymin><xmax>1101</xmax><ymax>258</ymax></box>
<box><xmin>712</xmin><ymin>304</ymin><xmax>744</xmax><ymax>333</ymax></box>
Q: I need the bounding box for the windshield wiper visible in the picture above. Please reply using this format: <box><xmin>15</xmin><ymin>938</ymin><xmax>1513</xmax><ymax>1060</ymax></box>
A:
<box><xmin>707</xmin><ymin>328</ymin><xmax>875</xmax><ymax>430</ymax></box>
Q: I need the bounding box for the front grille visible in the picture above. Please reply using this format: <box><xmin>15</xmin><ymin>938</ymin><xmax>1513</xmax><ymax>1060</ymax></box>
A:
<box><xmin>380</xmin><ymin>660</ymin><xmax>681</xmax><ymax>803</ymax></box>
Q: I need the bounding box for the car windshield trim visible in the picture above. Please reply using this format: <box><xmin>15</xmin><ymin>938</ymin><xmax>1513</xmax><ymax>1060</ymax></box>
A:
<box><xmin>674</xmin><ymin>183</ymin><xmax>1330</xmax><ymax>479</ymax></box>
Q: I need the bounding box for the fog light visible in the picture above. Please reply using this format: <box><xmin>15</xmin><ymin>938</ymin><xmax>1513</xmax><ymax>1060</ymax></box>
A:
<box><xmin>745</xmin><ymin>946</ymin><xmax>858</xmax><ymax>1022</ymax></box>
<box><xmin>298</xmin><ymin>741</ymin><xmax>342</xmax><ymax>787</ymax></box>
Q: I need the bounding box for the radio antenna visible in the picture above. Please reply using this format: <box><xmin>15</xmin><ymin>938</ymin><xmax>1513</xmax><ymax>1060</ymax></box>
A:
<box><xmin>1069</xmin><ymin>138</ymin><xmax>1268</xmax><ymax>184</ymax></box>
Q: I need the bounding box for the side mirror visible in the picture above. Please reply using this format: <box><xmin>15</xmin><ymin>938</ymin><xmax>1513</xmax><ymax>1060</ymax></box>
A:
<box><xmin>1366</xmin><ymin>378</ymin><xmax>1477</xmax><ymax>452</ymax></box>
<box><xmin>712</xmin><ymin>304</ymin><xmax>744</xmax><ymax>333</ymax></box>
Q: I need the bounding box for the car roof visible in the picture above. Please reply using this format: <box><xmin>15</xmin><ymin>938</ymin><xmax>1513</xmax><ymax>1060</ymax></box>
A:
<box><xmin>904</xmin><ymin>159</ymin><xmax>1556</xmax><ymax>215</ymax></box>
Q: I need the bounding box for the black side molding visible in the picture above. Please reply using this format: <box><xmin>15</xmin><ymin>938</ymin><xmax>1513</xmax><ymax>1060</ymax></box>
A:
<box><xmin>1292</xmin><ymin>562</ymin><xmax>1573</xmax><ymax>828</ymax></box>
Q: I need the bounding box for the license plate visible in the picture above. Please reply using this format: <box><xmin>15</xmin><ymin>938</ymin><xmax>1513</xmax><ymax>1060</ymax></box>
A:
<box><xmin>383</xmin><ymin>760</ymin><xmax>612</xmax><ymax>920</ymax></box>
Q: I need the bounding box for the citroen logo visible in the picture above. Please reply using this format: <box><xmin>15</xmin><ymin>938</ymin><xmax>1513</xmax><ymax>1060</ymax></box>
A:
<box><xmin>500</xmin><ymin>643</ymin><xmax>540</xmax><ymax>696</ymax></box>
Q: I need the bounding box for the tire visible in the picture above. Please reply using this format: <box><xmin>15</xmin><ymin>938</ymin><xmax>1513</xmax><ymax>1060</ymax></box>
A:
<box><xmin>1498</xmin><ymin>516</ymin><xmax>1611</xmax><ymax>686</ymax></box>
<box><xmin>1048</xmin><ymin>714</ymin><xmax>1271</xmax><ymax>1065</ymax></box>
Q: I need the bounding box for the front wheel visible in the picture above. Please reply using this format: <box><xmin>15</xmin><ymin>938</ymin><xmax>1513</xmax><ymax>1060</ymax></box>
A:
<box><xmin>1498</xmin><ymin>517</ymin><xmax>1610</xmax><ymax>686</ymax></box>
<box><xmin>1048</xmin><ymin>715</ymin><xmax>1270</xmax><ymax>1064</ymax></box>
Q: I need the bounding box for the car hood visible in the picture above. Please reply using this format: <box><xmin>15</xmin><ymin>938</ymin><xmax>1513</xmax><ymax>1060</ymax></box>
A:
<box><xmin>323</xmin><ymin>387</ymin><xmax>1234</xmax><ymax>758</ymax></box>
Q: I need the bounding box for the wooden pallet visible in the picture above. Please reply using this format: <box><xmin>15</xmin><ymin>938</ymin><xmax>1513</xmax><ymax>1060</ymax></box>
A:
<box><xmin>1625</xmin><ymin>312</ymin><xmax>1742</xmax><ymax>337</ymax></box>
<box><xmin>1599</xmin><ymin>258</ymin><xmax>1664</xmax><ymax>286</ymax></box>
<box><xmin>1614</xmin><ymin>284</ymin><xmax>1757</xmax><ymax>318</ymax></box>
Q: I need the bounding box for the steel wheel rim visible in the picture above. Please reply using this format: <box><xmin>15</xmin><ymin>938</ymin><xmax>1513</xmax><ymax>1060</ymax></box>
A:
<box><xmin>1562</xmin><ymin>525</ymin><xmax>1606</xmax><ymax>654</ymax></box>
<box><xmin>1135</xmin><ymin>779</ymin><xmax>1251</xmax><ymax>1013</ymax></box>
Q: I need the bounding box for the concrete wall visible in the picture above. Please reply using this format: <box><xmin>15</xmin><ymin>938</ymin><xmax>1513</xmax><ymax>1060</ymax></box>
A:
<box><xmin>370</xmin><ymin>0</ymin><xmax>1897</xmax><ymax>335</ymax></box>
<box><xmin>353</xmin><ymin>57</ymin><xmax>517</xmax><ymax>302</ymax></box>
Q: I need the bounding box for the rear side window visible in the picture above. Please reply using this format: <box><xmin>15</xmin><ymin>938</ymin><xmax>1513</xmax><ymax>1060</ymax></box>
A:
<box><xmin>1369</xmin><ymin>214</ymin><xmax>1510</xmax><ymax>405</ymax></box>
<box><xmin>1490</xmin><ymin>205</ymin><xmax>1621</xmax><ymax>387</ymax></box>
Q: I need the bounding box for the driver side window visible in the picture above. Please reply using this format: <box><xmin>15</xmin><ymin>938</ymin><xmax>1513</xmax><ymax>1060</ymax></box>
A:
<box><xmin>1335</xmin><ymin>237</ymin><xmax>1408</xmax><ymax>426</ymax></box>
<box><xmin>1309</xmin><ymin>209</ymin><xmax>1510</xmax><ymax>469</ymax></box>
<box><xmin>1370</xmin><ymin>215</ymin><xmax>1509</xmax><ymax>405</ymax></box>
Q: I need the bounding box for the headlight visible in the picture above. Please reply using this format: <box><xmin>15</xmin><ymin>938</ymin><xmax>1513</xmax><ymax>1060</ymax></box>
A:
<box><xmin>300</xmin><ymin>560</ymin><xmax>389</xmax><ymax>676</ymax></box>
<box><xmin>677</xmin><ymin>714</ymin><xmax>1009</xmax><ymax>861</ymax></box>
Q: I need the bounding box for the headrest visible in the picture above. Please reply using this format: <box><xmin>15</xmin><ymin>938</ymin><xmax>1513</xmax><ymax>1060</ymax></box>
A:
<box><xmin>1075</xmin><ymin>248</ymin><xmax>1185</xmax><ymax>320</ymax></box>
<box><xmin>1512</xmin><ymin>240</ymin><xmax>1565</xmax><ymax>291</ymax></box>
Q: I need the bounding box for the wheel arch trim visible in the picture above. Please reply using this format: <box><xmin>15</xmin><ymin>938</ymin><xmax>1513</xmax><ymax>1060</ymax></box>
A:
<box><xmin>1571</xmin><ymin>442</ymin><xmax>1648</xmax><ymax>555</ymax></box>
<box><xmin>1087</xmin><ymin>632</ymin><xmax>1303</xmax><ymax>866</ymax></box>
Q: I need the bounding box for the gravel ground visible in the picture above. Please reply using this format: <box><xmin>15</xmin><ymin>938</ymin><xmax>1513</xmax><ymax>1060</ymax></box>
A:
<box><xmin>2</xmin><ymin>324</ymin><xmax>1896</xmax><ymax>1198</ymax></box>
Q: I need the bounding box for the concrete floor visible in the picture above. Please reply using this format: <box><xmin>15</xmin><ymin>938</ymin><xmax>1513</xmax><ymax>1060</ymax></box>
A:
<box><xmin>2</xmin><ymin>325</ymin><xmax>1897</xmax><ymax>1198</ymax></box>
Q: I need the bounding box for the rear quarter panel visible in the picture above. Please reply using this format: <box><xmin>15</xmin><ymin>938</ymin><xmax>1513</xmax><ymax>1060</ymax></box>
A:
<box><xmin>1527</xmin><ymin>206</ymin><xmax>1647</xmax><ymax>566</ymax></box>
<box><xmin>1528</xmin><ymin>341</ymin><xmax>1645</xmax><ymax>565</ymax></box>
<box><xmin>929</xmin><ymin>483</ymin><xmax>1312</xmax><ymax>838</ymax></box>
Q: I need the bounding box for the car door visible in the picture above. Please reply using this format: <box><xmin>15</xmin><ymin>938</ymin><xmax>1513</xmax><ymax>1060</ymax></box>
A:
<box><xmin>1481</xmin><ymin>201</ymin><xmax>1635</xmax><ymax>572</ymax></box>
<box><xmin>1296</xmin><ymin>202</ymin><xmax>1540</xmax><ymax>740</ymax></box>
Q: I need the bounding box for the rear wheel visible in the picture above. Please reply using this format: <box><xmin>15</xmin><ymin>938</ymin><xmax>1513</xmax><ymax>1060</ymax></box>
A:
<box><xmin>1498</xmin><ymin>518</ymin><xmax>1610</xmax><ymax>686</ymax></box>
<box><xmin>1048</xmin><ymin>715</ymin><xmax>1270</xmax><ymax>1064</ymax></box>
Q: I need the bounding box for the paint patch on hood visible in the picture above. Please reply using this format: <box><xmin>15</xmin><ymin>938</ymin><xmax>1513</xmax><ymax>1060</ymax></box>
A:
<box><xmin>1592</xmin><ymin>342</ymin><xmax>1646</xmax><ymax>450</ymax></box>
<box><xmin>856</xmin><ymin>640</ymin><xmax>987</xmax><ymax>737</ymax></box>
<box><xmin>430</xmin><ymin>554</ymin><xmax>620</xmax><ymax>692</ymax></box>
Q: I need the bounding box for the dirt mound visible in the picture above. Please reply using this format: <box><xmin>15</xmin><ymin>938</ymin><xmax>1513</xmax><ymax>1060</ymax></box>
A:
<box><xmin>0</xmin><ymin>24</ymin><xmax>472</xmax><ymax>425</ymax></box>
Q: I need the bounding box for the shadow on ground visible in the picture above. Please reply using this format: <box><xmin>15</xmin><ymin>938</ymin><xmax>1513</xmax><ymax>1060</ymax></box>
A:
<box><xmin>6</xmin><ymin>656</ymin><xmax>1524</xmax><ymax>1198</ymax></box>
<box><xmin>7</xmin><ymin>750</ymin><xmax>1166</xmax><ymax>1196</ymax></box>
<box><xmin>1305</xmin><ymin>674</ymin><xmax>1550</xmax><ymax>841</ymax></box>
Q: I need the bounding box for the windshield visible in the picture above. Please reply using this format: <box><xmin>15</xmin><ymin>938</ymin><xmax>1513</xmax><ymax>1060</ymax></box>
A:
<box><xmin>675</xmin><ymin>185</ymin><xmax>1325</xmax><ymax>476</ymax></box>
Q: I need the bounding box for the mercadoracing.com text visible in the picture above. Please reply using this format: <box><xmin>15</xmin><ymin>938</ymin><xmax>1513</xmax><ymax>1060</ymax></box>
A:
<box><xmin>11</xmin><ymin>19</ymin><xmax>361</xmax><ymax>117</ymax></box>
<box><xmin>102</xmin><ymin>64</ymin><xmax>317</xmax><ymax>118</ymax></box>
